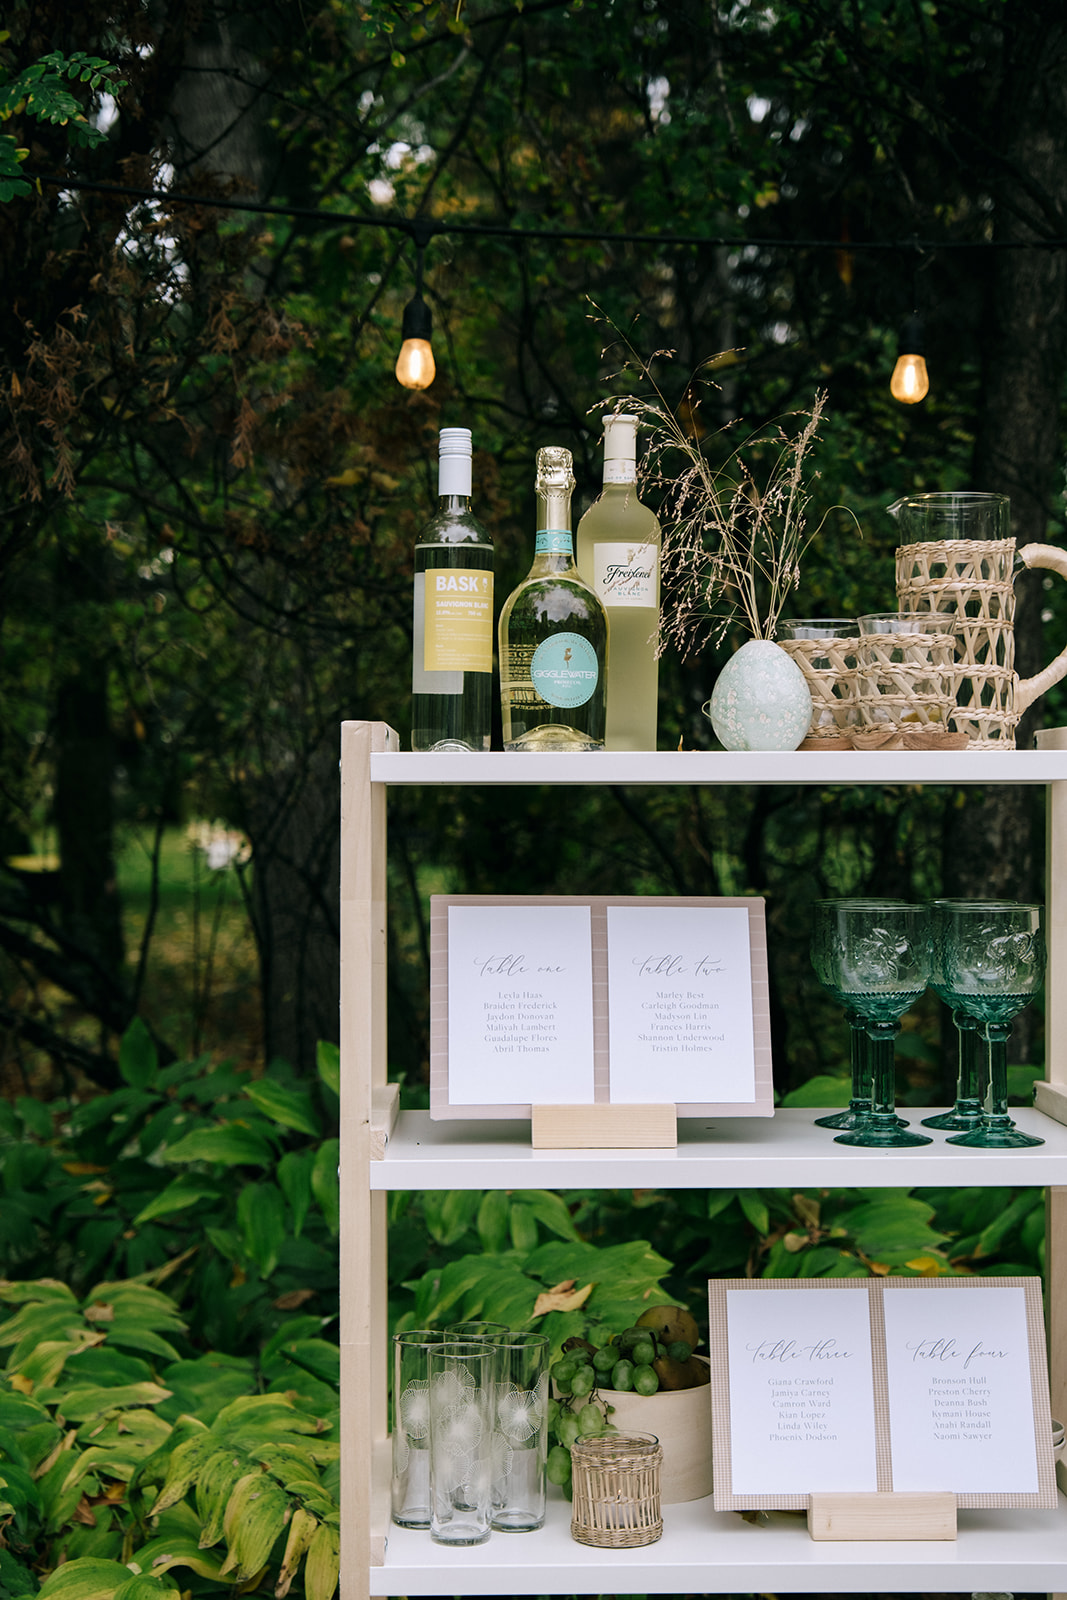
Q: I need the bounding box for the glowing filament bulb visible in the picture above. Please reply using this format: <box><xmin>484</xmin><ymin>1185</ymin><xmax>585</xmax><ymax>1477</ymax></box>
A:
<box><xmin>891</xmin><ymin>352</ymin><xmax>929</xmax><ymax>404</ymax></box>
<box><xmin>395</xmin><ymin>337</ymin><xmax>436</xmax><ymax>390</ymax></box>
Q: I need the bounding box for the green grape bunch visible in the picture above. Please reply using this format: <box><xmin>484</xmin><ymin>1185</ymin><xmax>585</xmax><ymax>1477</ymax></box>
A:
<box><xmin>544</xmin><ymin>1304</ymin><xmax>709</xmax><ymax>1499</ymax></box>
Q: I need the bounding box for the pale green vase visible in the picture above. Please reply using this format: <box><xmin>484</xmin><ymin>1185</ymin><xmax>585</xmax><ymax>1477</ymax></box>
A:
<box><xmin>705</xmin><ymin>638</ymin><xmax>813</xmax><ymax>751</ymax></box>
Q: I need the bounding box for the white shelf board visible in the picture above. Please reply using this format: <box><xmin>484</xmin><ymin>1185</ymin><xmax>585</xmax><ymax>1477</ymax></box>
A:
<box><xmin>371</xmin><ymin>746</ymin><xmax>1067</xmax><ymax>788</ymax></box>
<box><xmin>370</xmin><ymin>1105</ymin><xmax>1067</xmax><ymax>1189</ymax></box>
<box><xmin>373</xmin><ymin>1488</ymin><xmax>1067</xmax><ymax>1595</ymax></box>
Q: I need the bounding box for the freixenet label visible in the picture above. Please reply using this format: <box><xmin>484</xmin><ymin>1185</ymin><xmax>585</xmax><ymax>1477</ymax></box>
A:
<box><xmin>530</xmin><ymin>631</ymin><xmax>599</xmax><ymax>708</ymax></box>
<box><xmin>592</xmin><ymin>541</ymin><xmax>658</xmax><ymax>607</ymax></box>
<box><xmin>423</xmin><ymin>568</ymin><xmax>494</xmax><ymax>673</ymax></box>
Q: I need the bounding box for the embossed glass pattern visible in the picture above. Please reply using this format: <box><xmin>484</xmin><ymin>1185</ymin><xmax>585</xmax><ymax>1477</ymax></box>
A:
<box><xmin>488</xmin><ymin>1331</ymin><xmax>549</xmax><ymax>1532</ymax></box>
<box><xmin>391</xmin><ymin>1328</ymin><xmax>448</xmax><ymax>1528</ymax></box>
<box><xmin>811</xmin><ymin>899</ymin><xmax>932</xmax><ymax>1148</ymax></box>
<box><xmin>939</xmin><ymin>902</ymin><xmax>1046</xmax><ymax>1149</ymax></box>
<box><xmin>428</xmin><ymin>1341</ymin><xmax>496</xmax><ymax>1546</ymax></box>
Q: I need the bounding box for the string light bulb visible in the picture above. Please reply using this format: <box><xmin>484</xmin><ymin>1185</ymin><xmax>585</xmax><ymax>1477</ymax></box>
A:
<box><xmin>890</xmin><ymin>312</ymin><xmax>929</xmax><ymax>404</ymax></box>
<box><xmin>395</xmin><ymin>219</ymin><xmax>437</xmax><ymax>390</ymax></box>
<box><xmin>395</xmin><ymin>293</ymin><xmax>435</xmax><ymax>389</ymax></box>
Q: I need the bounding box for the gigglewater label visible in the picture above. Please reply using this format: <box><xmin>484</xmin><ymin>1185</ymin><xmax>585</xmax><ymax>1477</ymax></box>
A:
<box><xmin>531</xmin><ymin>632</ymin><xmax>599</xmax><ymax>708</ymax></box>
<box><xmin>592</xmin><ymin>542</ymin><xmax>658</xmax><ymax>607</ymax></box>
<box><xmin>424</xmin><ymin>568</ymin><xmax>494</xmax><ymax>672</ymax></box>
<box><xmin>535</xmin><ymin>529</ymin><xmax>573</xmax><ymax>555</ymax></box>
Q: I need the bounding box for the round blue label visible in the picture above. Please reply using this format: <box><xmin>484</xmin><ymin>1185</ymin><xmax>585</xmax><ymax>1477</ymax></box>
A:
<box><xmin>530</xmin><ymin>632</ymin><xmax>599</xmax><ymax>708</ymax></box>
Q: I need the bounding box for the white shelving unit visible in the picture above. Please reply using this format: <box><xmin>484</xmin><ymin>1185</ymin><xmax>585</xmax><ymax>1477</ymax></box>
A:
<box><xmin>339</xmin><ymin>723</ymin><xmax>1067</xmax><ymax>1599</ymax></box>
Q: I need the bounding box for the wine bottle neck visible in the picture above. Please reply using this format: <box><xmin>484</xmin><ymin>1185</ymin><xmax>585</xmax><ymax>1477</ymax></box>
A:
<box><xmin>438</xmin><ymin>494</ymin><xmax>472</xmax><ymax>513</ymax></box>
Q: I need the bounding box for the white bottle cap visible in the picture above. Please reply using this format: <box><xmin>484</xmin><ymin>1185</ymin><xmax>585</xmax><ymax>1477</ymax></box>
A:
<box><xmin>603</xmin><ymin>413</ymin><xmax>638</xmax><ymax>482</ymax></box>
<box><xmin>438</xmin><ymin>427</ymin><xmax>473</xmax><ymax>496</ymax></box>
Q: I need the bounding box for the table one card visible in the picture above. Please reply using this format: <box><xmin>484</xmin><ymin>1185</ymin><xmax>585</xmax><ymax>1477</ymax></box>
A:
<box><xmin>606</xmin><ymin>905</ymin><xmax>756</xmax><ymax>1104</ymax></box>
<box><xmin>724</xmin><ymin>1285</ymin><xmax>878</xmax><ymax>1497</ymax></box>
<box><xmin>445</xmin><ymin>903</ymin><xmax>595</xmax><ymax>1105</ymax></box>
<box><xmin>882</xmin><ymin>1284</ymin><xmax>1039</xmax><ymax>1495</ymax></box>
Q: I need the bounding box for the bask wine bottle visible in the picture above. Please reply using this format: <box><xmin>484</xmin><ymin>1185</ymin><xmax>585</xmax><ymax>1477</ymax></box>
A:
<box><xmin>411</xmin><ymin>427</ymin><xmax>494</xmax><ymax>752</ymax></box>
<box><xmin>576</xmin><ymin>412</ymin><xmax>661</xmax><ymax>750</ymax></box>
<box><xmin>498</xmin><ymin>446</ymin><xmax>608</xmax><ymax>751</ymax></box>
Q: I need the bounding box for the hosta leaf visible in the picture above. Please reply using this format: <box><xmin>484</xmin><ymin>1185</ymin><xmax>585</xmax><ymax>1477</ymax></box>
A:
<box><xmin>0</xmin><ymin>1281</ymin><xmax>76</xmax><ymax>1307</ymax></box>
<box><xmin>112</xmin><ymin>1578</ymin><xmax>180</xmax><ymax>1600</ymax></box>
<box><xmin>132</xmin><ymin>1178</ymin><xmax>221</xmax><ymax>1226</ymax></box>
<box><xmin>303</xmin><ymin>1520</ymin><xmax>339</xmax><ymax>1600</ymax></box>
<box><xmin>156</xmin><ymin>1354</ymin><xmax>255</xmax><ymax>1427</ymax></box>
<box><xmin>310</xmin><ymin>1141</ymin><xmax>339</xmax><ymax>1236</ymax></box>
<box><xmin>275</xmin><ymin>1506</ymin><xmax>317</xmax><ymax>1598</ymax></box>
<box><xmin>237</xmin><ymin>1183</ymin><xmax>286</xmax><ymax>1278</ymax></box>
<box><xmin>839</xmin><ymin>1196</ymin><xmax>950</xmax><ymax>1264</ymax></box>
<box><xmin>142</xmin><ymin>1427</ymin><xmax>217</xmax><ymax>1513</ymax></box>
<box><xmin>163</xmin><ymin>1125</ymin><xmax>274</xmax><ymax>1168</ymax></box>
<box><xmin>780</xmin><ymin>1074</ymin><xmax>852</xmax><ymax>1108</ymax></box>
<box><xmin>737</xmin><ymin>1190</ymin><xmax>770</xmax><ymax>1236</ymax></box>
<box><xmin>244</xmin><ymin>1081</ymin><xmax>321</xmax><ymax>1137</ymax></box>
<box><xmin>124</xmin><ymin>1535</ymin><xmax>227</xmax><ymax>1584</ymax></box>
<box><xmin>508</xmin><ymin>1202</ymin><xmax>539</xmax><ymax>1254</ymax></box>
<box><xmin>59</xmin><ymin>1383</ymin><xmax>172</xmax><ymax>1421</ymax></box>
<box><xmin>211</xmin><ymin>1393</ymin><xmax>325</xmax><ymax>1443</ymax></box>
<box><xmin>9</xmin><ymin>1336</ymin><xmax>103</xmax><ymax>1390</ymax></box>
<box><xmin>219</xmin><ymin>1470</ymin><xmax>290</xmax><ymax>1579</ymax></box>
<box><xmin>315</xmin><ymin>1042</ymin><xmax>339</xmax><ymax>1096</ymax></box>
<box><xmin>973</xmin><ymin>1189</ymin><xmax>1043</xmax><ymax>1259</ymax></box>
<box><xmin>118</xmin><ymin>1019</ymin><xmax>158</xmax><ymax>1090</ymax></box>
<box><xmin>509</xmin><ymin>1189</ymin><xmax>581</xmax><ymax>1242</ymax></box>
<box><xmin>476</xmin><ymin>1190</ymin><xmax>510</xmax><ymax>1254</ymax></box>
<box><xmin>104</xmin><ymin>1325</ymin><xmax>181</xmax><ymax>1362</ymax></box>
<box><xmin>195</xmin><ymin>1448</ymin><xmax>252</xmax><ymax>1547</ymax></box>
<box><xmin>277</xmin><ymin>1152</ymin><xmax>314</xmax><ymax>1237</ymax></box>
<box><xmin>37</xmin><ymin>1558</ymin><xmax>141</xmax><ymax>1600</ymax></box>
<box><xmin>0</xmin><ymin>1301</ymin><xmax>86</xmax><ymax>1350</ymax></box>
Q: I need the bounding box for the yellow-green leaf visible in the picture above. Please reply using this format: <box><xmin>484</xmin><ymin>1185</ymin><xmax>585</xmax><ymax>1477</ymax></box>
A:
<box><xmin>303</xmin><ymin>1520</ymin><xmax>339</xmax><ymax>1600</ymax></box>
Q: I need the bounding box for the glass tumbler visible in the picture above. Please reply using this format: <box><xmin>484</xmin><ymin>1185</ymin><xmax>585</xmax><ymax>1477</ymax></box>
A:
<box><xmin>490</xmin><ymin>1331</ymin><xmax>549</xmax><ymax>1532</ymax></box>
<box><xmin>391</xmin><ymin>1329</ymin><xmax>447</xmax><ymax>1528</ymax></box>
<box><xmin>428</xmin><ymin>1340</ymin><xmax>497</xmax><ymax>1546</ymax></box>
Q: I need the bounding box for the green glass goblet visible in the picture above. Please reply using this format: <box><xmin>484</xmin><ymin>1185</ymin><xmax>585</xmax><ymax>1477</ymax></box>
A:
<box><xmin>810</xmin><ymin>899</ymin><xmax>912</xmax><ymax>1131</ymax></box>
<box><xmin>940</xmin><ymin>902</ymin><xmax>1046</xmax><ymax>1150</ymax></box>
<box><xmin>921</xmin><ymin>899</ymin><xmax>1018</xmax><ymax>1132</ymax></box>
<box><xmin>813</xmin><ymin>900</ymin><xmax>932</xmax><ymax>1149</ymax></box>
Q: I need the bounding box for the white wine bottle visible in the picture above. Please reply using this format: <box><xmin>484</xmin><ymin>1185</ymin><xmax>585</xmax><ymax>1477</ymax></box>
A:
<box><xmin>411</xmin><ymin>427</ymin><xmax>494</xmax><ymax>752</ymax></box>
<box><xmin>577</xmin><ymin>413</ymin><xmax>660</xmax><ymax>750</ymax></box>
<box><xmin>498</xmin><ymin>446</ymin><xmax>608</xmax><ymax>751</ymax></box>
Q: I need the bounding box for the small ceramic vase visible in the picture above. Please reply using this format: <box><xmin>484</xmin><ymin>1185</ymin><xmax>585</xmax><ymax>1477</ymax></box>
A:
<box><xmin>705</xmin><ymin>638</ymin><xmax>813</xmax><ymax>751</ymax></box>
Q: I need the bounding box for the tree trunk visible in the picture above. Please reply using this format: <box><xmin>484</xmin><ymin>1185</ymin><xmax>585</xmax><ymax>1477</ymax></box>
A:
<box><xmin>245</xmin><ymin>734</ymin><xmax>341</xmax><ymax>1075</ymax></box>
<box><xmin>950</xmin><ymin>0</ymin><xmax>1067</xmax><ymax>1060</ymax></box>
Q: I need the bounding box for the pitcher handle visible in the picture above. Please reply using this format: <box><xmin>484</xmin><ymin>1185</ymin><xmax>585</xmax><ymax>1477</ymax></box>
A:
<box><xmin>1015</xmin><ymin>543</ymin><xmax>1067</xmax><ymax>714</ymax></box>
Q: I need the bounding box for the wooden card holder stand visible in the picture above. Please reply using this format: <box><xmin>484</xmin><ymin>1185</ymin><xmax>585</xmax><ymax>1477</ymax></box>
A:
<box><xmin>531</xmin><ymin>1103</ymin><xmax>677</xmax><ymax>1150</ymax></box>
<box><xmin>807</xmin><ymin>1491</ymin><xmax>957</xmax><ymax>1542</ymax></box>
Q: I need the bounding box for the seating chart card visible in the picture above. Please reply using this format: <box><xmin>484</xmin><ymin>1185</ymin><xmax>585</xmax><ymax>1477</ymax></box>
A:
<box><xmin>429</xmin><ymin>895</ymin><xmax>772</xmax><ymax>1120</ymax></box>
<box><xmin>708</xmin><ymin>1276</ymin><xmax>1057</xmax><ymax>1511</ymax></box>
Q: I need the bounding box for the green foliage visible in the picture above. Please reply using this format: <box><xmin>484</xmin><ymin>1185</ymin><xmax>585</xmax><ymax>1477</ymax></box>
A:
<box><xmin>0</xmin><ymin>1024</ymin><xmax>340</xmax><ymax>1354</ymax></box>
<box><xmin>0</xmin><ymin>47</ymin><xmax>126</xmax><ymax>200</ymax></box>
<box><xmin>0</xmin><ymin>1280</ymin><xmax>339</xmax><ymax>1599</ymax></box>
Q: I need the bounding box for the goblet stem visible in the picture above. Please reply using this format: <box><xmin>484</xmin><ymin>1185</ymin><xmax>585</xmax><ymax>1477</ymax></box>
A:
<box><xmin>946</xmin><ymin>1019</ymin><xmax>1044</xmax><ymax>1149</ymax></box>
<box><xmin>921</xmin><ymin>1011</ymin><xmax>984</xmax><ymax>1131</ymax></box>
<box><xmin>835</xmin><ymin>1020</ymin><xmax>931</xmax><ymax>1148</ymax></box>
<box><xmin>814</xmin><ymin>1010</ymin><xmax>875</xmax><ymax>1130</ymax></box>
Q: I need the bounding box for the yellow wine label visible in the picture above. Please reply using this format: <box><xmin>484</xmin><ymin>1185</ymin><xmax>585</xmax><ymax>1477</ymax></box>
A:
<box><xmin>424</xmin><ymin>568</ymin><xmax>494</xmax><ymax>672</ymax></box>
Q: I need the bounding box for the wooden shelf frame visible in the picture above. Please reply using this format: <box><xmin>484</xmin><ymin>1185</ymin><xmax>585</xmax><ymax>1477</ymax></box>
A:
<box><xmin>339</xmin><ymin>721</ymin><xmax>1067</xmax><ymax>1600</ymax></box>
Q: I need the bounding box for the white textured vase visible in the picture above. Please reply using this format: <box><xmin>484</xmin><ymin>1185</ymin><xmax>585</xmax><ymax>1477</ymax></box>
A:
<box><xmin>705</xmin><ymin>638</ymin><xmax>813</xmax><ymax>751</ymax></box>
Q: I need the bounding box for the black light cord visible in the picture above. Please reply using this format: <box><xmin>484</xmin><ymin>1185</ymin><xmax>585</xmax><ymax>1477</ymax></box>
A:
<box><xmin>22</xmin><ymin>170</ymin><xmax>1067</xmax><ymax>253</ymax></box>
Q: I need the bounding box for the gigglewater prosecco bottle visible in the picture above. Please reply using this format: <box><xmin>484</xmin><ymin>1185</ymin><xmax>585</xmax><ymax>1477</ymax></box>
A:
<box><xmin>411</xmin><ymin>427</ymin><xmax>494</xmax><ymax>752</ymax></box>
<box><xmin>577</xmin><ymin>413</ymin><xmax>661</xmax><ymax>750</ymax></box>
<box><xmin>498</xmin><ymin>446</ymin><xmax>608</xmax><ymax>751</ymax></box>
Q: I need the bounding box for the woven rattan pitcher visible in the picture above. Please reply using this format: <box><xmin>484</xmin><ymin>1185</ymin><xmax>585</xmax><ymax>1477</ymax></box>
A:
<box><xmin>892</xmin><ymin>491</ymin><xmax>1067</xmax><ymax>747</ymax></box>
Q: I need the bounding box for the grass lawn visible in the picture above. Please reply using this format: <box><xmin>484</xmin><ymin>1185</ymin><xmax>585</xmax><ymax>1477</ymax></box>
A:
<box><xmin>117</xmin><ymin>822</ymin><xmax>261</xmax><ymax>1067</ymax></box>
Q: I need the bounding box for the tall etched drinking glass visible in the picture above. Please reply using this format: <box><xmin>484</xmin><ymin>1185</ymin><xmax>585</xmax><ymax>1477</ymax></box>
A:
<box><xmin>810</xmin><ymin>898</ymin><xmax>912</xmax><ymax>1132</ymax></box>
<box><xmin>391</xmin><ymin>1329</ymin><xmax>447</xmax><ymax>1528</ymax></box>
<box><xmin>813</xmin><ymin>900</ymin><xmax>932</xmax><ymax>1148</ymax></box>
<box><xmin>939</xmin><ymin>902</ymin><xmax>1046</xmax><ymax>1150</ymax></box>
<box><xmin>428</xmin><ymin>1340</ymin><xmax>496</xmax><ymax>1546</ymax></box>
<box><xmin>490</xmin><ymin>1331</ymin><xmax>549</xmax><ymax>1532</ymax></box>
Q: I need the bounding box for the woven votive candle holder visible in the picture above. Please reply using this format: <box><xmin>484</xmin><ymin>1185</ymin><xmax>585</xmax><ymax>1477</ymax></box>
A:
<box><xmin>569</xmin><ymin>1431</ymin><xmax>663</xmax><ymax>1549</ymax></box>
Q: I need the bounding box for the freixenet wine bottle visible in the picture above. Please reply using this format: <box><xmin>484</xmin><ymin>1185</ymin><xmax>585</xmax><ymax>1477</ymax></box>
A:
<box><xmin>576</xmin><ymin>413</ymin><xmax>661</xmax><ymax>751</ymax></box>
<box><xmin>411</xmin><ymin>427</ymin><xmax>494</xmax><ymax>752</ymax></box>
<box><xmin>498</xmin><ymin>446</ymin><xmax>608</xmax><ymax>751</ymax></box>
